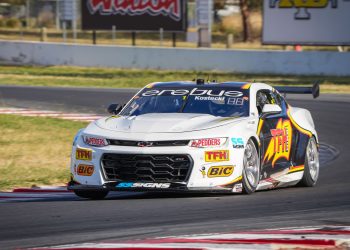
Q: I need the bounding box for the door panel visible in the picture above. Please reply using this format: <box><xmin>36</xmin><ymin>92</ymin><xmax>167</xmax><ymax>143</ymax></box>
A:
<box><xmin>257</xmin><ymin>90</ymin><xmax>294</xmax><ymax>180</ymax></box>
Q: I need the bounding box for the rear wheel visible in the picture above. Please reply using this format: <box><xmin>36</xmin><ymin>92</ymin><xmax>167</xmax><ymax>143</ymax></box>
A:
<box><xmin>299</xmin><ymin>137</ymin><xmax>319</xmax><ymax>187</ymax></box>
<box><xmin>242</xmin><ymin>139</ymin><xmax>260</xmax><ymax>194</ymax></box>
<box><xmin>73</xmin><ymin>190</ymin><xmax>109</xmax><ymax>200</ymax></box>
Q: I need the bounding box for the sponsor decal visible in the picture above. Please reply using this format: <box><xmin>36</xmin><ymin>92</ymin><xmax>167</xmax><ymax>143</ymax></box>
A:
<box><xmin>205</xmin><ymin>150</ymin><xmax>229</xmax><ymax>162</ymax></box>
<box><xmin>264</xmin><ymin>119</ymin><xmax>292</xmax><ymax>166</ymax></box>
<box><xmin>190</xmin><ymin>138</ymin><xmax>225</xmax><ymax>148</ymax></box>
<box><xmin>76</xmin><ymin>148</ymin><xmax>92</xmax><ymax>161</ymax></box>
<box><xmin>142</xmin><ymin>88</ymin><xmax>243</xmax><ymax>97</ymax></box>
<box><xmin>231</xmin><ymin>137</ymin><xmax>244</xmax><ymax>149</ymax></box>
<box><xmin>83</xmin><ymin>136</ymin><xmax>107</xmax><ymax>147</ymax></box>
<box><xmin>207</xmin><ymin>166</ymin><xmax>234</xmax><ymax>177</ymax></box>
<box><xmin>77</xmin><ymin>164</ymin><xmax>94</xmax><ymax>176</ymax></box>
<box><xmin>227</xmin><ymin>97</ymin><xmax>244</xmax><ymax>105</ymax></box>
<box><xmin>194</xmin><ymin>96</ymin><xmax>225</xmax><ymax>101</ymax></box>
<box><xmin>116</xmin><ymin>182</ymin><xmax>171</xmax><ymax>189</ymax></box>
<box><xmin>87</xmin><ymin>0</ymin><xmax>182</xmax><ymax>21</ymax></box>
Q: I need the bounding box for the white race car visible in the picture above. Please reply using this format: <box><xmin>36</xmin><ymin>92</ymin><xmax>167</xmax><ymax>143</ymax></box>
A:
<box><xmin>68</xmin><ymin>80</ymin><xmax>320</xmax><ymax>199</ymax></box>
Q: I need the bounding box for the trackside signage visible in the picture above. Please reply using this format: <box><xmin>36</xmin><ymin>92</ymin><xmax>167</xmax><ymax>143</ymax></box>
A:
<box><xmin>263</xmin><ymin>0</ymin><xmax>350</xmax><ymax>45</ymax></box>
<box><xmin>81</xmin><ymin>0</ymin><xmax>187</xmax><ymax>31</ymax></box>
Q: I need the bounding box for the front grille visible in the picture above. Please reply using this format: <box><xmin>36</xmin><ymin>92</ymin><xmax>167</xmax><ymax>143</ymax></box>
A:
<box><xmin>108</xmin><ymin>140</ymin><xmax>190</xmax><ymax>147</ymax></box>
<box><xmin>101</xmin><ymin>154</ymin><xmax>192</xmax><ymax>182</ymax></box>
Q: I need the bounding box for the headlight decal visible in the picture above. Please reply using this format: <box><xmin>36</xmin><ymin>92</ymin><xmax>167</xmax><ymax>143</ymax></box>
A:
<box><xmin>83</xmin><ymin>135</ymin><xmax>108</xmax><ymax>147</ymax></box>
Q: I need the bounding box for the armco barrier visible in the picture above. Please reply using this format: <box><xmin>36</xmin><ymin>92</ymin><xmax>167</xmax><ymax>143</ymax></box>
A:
<box><xmin>0</xmin><ymin>40</ymin><xmax>350</xmax><ymax>76</ymax></box>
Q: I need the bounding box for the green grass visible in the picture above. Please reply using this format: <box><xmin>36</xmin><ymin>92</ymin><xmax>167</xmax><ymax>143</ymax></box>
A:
<box><xmin>0</xmin><ymin>65</ymin><xmax>349</xmax><ymax>93</ymax></box>
<box><xmin>0</xmin><ymin>114</ymin><xmax>87</xmax><ymax>191</ymax></box>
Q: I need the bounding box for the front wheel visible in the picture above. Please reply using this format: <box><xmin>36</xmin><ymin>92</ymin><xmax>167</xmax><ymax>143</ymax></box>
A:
<box><xmin>299</xmin><ymin>137</ymin><xmax>319</xmax><ymax>187</ymax></box>
<box><xmin>242</xmin><ymin>139</ymin><xmax>260</xmax><ymax>194</ymax></box>
<box><xmin>73</xmin><ymin>190</ymin><xmax>109</xmax><ymax>200</ymax></box>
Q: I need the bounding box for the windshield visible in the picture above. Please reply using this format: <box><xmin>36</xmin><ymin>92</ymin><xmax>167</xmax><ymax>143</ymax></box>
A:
<box><xmin>120</xmin><ymin>86</ymin><xmax>250</xmax><ymax>117</ymax></box>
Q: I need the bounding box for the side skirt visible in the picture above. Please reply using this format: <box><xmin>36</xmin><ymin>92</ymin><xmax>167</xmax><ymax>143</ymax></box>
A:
<box><xmin>256</xmin><ymin>170</ymin><xmax>304</xmax><ymax>191</ymax></box>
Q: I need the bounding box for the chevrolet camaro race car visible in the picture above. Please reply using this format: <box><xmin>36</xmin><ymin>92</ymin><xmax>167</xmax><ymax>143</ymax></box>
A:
<box><xmin>68</xmin><ymin>80</ymin><xmax>320</xmax><ymax>199</ymax></box>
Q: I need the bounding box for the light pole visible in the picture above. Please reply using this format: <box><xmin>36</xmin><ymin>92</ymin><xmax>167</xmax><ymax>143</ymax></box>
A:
<box><xmin>56</xmin><ymin>0</ymin><xmax>60</xmax><ymax>30</ymax></box>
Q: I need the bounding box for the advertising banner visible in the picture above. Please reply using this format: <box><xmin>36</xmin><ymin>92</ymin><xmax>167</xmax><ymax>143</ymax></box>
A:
<box><xmin>81</xmin><ymin>0</ymin><xmax>187</xmax><ymax>31</ymax></box>
<box><xmin>263</xmin><ymin>0</ymin><xmax>350</xmax><ymax>45</ymax></box>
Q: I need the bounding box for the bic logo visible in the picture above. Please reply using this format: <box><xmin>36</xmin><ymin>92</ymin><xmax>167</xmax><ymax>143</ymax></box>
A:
<box><xmin>205</xmin><ymin>150</ymin><xmax>229</xmax><ymax>162</ymax></box>
<box><xmin>207</xmin><ymin>166</ymin><xmax>234</xmax><ymax>178</ymax></box>
<box><xmin>269</xmin><ymin>0</ymin><xmax>348</xmax><ymax>19</ymax></box>
<box><xmin>77</xmin><ymin>164</ymin><xmax>94</xmax><ymax>176</ymax></box>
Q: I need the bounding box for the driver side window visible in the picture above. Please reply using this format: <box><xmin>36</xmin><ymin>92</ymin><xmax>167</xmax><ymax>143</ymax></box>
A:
<box><xmin>256</xmin><ymin>90</ymin><xmax>279</xmax><ymax>114</ymax></box>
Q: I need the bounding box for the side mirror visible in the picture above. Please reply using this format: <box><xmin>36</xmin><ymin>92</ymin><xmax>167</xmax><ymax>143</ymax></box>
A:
<box><xmin>107</xmin><ymin>104</ymin><xmax>123</xmax><ymax>115</ymax></box>
<box><xmin>261</xmin><ymin>104</ymin><xmax>282</xmax><ymax>118</ymax></box>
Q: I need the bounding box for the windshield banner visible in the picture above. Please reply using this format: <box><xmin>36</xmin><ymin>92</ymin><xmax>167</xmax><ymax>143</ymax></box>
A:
<box><xmin>141</xmin><ymin>88</ymin><xmax>244</xmax><ymax>97</ymax></box>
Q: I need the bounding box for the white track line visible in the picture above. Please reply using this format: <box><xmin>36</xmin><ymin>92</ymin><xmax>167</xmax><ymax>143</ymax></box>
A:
<box><xmin>0</xmin><ymin>107</ymin><xmax>104</xmax><ymax>122</ymax></box>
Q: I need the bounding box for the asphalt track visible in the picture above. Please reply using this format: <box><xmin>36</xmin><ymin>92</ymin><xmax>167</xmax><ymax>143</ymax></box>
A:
<box><xmin>0</xmin><ymin>86</ymin><xmax>349</xmax><ymax>249</ymax></box>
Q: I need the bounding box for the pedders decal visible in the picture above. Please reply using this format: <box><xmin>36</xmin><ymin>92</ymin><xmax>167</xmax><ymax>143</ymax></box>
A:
<box><xmin>264</xmin><ymin>119</ymin><xmax>292</xmax><ymax>167</ymax></box>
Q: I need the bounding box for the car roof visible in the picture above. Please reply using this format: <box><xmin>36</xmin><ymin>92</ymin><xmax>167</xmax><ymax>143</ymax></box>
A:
<box><xmin>146</xmin><ymin>81</ymin><xmax>253</xmax><ymax>89</ymax></box>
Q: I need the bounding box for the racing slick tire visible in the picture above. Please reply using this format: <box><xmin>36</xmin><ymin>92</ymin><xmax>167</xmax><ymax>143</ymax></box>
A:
<box><xmin>242</xmin><ymin>139</ymin><xmax>260</xmax><ymax>194</ymax></box>
<box><xmin>74</xmin><ymin>190</ymin><xmax>109</xmax><ymax>200</ymax></box>
<box><xmin>299</xmin><ymin>137</ymin><xmax>319</xmax><ymax>187</ymax></box>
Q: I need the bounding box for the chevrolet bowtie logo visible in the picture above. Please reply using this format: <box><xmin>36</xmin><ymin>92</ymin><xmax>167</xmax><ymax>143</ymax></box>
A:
<box><xmin>137</xmin><ymin>141</ymin><xmax>153</xmax><ymax>147</ymax></box>
<box><xmin>269</xmin><ymin>0</ymin><xmax>350</xmax><ymax>20</ymax></box>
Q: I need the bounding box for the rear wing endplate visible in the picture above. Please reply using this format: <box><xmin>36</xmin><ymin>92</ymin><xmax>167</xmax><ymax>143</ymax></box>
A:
<box><xmin>274</xmin><ymin>82</ymin><xmax>320</xmax><ymax>99</ymax></box>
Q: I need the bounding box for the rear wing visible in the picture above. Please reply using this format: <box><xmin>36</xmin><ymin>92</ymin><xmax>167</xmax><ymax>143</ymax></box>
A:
<box><xmin>274</xmin><ymin>82</ymin><xmax>320</xmax><ymax>99</ymax></box>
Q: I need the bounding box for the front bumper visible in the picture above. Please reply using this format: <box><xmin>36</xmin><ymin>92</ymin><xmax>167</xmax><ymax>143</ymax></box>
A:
<box><xmin>67</xmin><ymin>180</ymin><xmax>236</xmax><ymax>193</ymax></box>
<box><xmin>71</xmin><ymin>137</ymin><xmax>245</xmax><ymax>193</ymax></box>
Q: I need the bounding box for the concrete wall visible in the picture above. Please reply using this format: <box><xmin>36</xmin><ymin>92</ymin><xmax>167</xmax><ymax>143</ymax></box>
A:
<box><xmin>0</xmin><ymin>40</ymin><xmax>350</xmax><ymax>76</ymax></box>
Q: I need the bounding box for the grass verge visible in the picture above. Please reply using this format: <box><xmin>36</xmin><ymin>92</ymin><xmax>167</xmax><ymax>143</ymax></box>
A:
<box><xmin>0</xmin><ymin>65</ymin><xmax>349</xmax><ymax>93</ymax></box>
<box><xmin>0</xmin><ymin>114</ymin><xmax>87</xmax><ymax>191</ymax></box>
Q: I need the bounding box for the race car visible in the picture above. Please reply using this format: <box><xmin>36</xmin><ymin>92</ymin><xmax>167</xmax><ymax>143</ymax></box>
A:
<box><xmin>68</xmin><ymin>80</ymin><xmax>320</xmax><ymax>199</ymax></box>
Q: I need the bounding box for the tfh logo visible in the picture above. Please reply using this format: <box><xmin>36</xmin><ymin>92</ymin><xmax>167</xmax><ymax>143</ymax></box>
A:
<box><xmin>205</xmin><ymin>150</ymin><xmax>229</xmax><ymax>162</ymax></box>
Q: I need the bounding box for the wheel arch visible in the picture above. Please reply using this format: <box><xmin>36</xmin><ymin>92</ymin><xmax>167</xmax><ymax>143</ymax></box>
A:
<box><xmin>249</xmin><ymin>135</ymin><xmax>260</xmax><ymax>158</ymax></box>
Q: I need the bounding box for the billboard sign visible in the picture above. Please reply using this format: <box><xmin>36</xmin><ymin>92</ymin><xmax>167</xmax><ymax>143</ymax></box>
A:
<box><xmin>263</xmin><ymin>0</ymin><xmax>350</xmax><ymax>45</ymax></box>
<box><xmin>81</xmin><ymin>0</ymin><xmax>187</xmax><ymax>31</ymax></box>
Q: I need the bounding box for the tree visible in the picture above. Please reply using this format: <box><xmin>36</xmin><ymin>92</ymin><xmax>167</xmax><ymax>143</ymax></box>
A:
<box><xmin>239</xmin><ymin>0</ymin><xmax>262</xmax><ymax>42</ymax></box>
<box><xmin>1</xmin><ymin>0</ymin><xmax>26</xmax><ymax>5</ymax></box>
<box><xmin>213</xmin><ymin>0</ymin><xmax>228</xmax><ymax>22</ymax></box>
<box><xmin>239</xmin><ymin>0</ymin><xmax>251</xmax><ymax>42</ymax></box>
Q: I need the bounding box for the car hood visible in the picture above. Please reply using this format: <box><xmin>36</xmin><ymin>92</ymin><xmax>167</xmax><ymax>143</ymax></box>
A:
<box><xmin>95</xmin><ymin>113</ymin><xmax>247</xmax><ymax>133</ymax></box>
